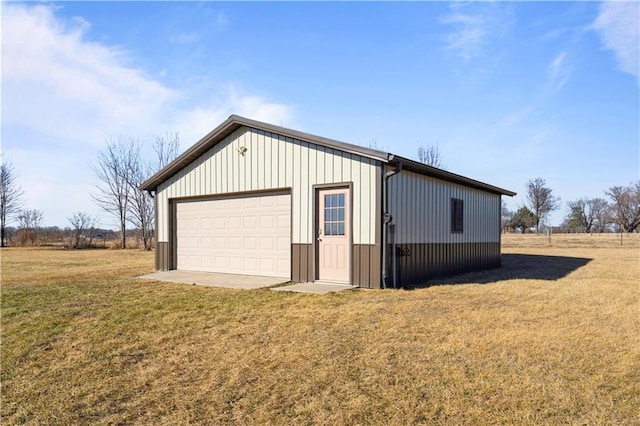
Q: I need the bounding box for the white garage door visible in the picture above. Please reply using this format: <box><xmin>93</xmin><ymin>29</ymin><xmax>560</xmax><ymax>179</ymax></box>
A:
<box><xmin>175</xmin><ymin>192</ymin><xmax>291</xmax><ymax>278</ymax></box>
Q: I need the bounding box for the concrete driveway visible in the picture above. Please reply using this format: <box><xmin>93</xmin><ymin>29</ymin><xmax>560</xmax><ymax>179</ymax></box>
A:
<box><xmin>138</xmin><ymin>270</ymin><xmax>288</xmax><ymax>290</ymax></box>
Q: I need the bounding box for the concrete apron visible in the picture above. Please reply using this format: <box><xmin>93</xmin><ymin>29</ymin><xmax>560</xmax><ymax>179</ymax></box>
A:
<box><xmin>138</xmin><ymin>270</ymin><xmax>288</xmax><ymax>290</ymax></box>
<box><xmin>138</xmin><ymin>271</ymin><xmax>355</xmax><ymax>294</ymax></box>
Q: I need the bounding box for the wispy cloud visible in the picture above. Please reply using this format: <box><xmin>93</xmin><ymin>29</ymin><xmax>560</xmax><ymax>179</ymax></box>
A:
<box><xmin>440</xmin><ymin>3</ymin><xmax>514</xmax><ymax>62</ymax></box>
<box><xmin>3</xmin><ymin>5</ymin><xmax>178</xmax><ymax>147</ymax></box>
<box><xmin>592</xmin><ymin>1</ymin><xmax>639</xmax><ymax>80</ymax></box>
<box><xmin>169</xmin><ymin>32</ymin><xmax>201</xmax><ymax>44</ymax></box>
<box><xmin>1</xmin><ymin>4</ymin><xmax>293</xmax><ymax>226</ymax></box>
<box><xmin>500</xmin><ymin>105</ymin><xmax>536</xmax><ymax>129</ymax></box>
<box><xmin>168</xmin><ymin>9</ymin><xmax>227</xmax><ymax>44</ymax></box>
<box><xmin>214</xmin><ymin>10</ymin><xmax>229</xmax><ymax>29</ymax></box>
<box><xmin>547</xmin><ymin>51</ymin><xmax>570</xmax><ymax>92</ymax></box>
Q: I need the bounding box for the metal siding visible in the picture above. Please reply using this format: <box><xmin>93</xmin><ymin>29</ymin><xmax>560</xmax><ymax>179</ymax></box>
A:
<box><xmin>156</xmin><ymin>127</ymin><xmax>380</xmax><ymax>247</ymax></box>
<box><xmin>352</xmin><ymin>246</ymin><xmax>361</xmax><ymax>286</ymax></box>
<box><xmin>342</xmin><ymin>152</ymin><xmax>351</xmax><ymax>183</ymax></box>
<box><xmin>292</xmin><ymin>244</ymin><xmax>300</xmax><ymax>281</ymax></box>
<box><xmin>301</xmin><ymin>142</ymin><xmax>310</xmax><ymax>243</ymax></box>
<box><xmin>324</xmin><ymin>148</ymin><xmax>333</xmax><ymax>182</ymax></box>
<box><xmin>156</xmin><ymin>241</ymin><xmax>169</xmax><ymax>271</ymax></box>
<box><xmin>388</xmin><ymin>169</ymin><xmax>500</xmax><ymax>244</ymax></box>
<box><xmin>393</xmin><ymin>242</ymin><xmax>501</xmax><ymax>287</ymax></box>
<box><xmin>291</xmin><ymin>243</ymin><xmax>313</xmax><ymax>282</ymax></box>
<box><xmin>292</xmin><ymin>140</ymin><xmax>301</xmax><ymax>244</ymax></box>
<box><xmin>251</xmin><ymin>130</ymin><xmax>259</xmax><ymax>190</ymax></box>
<box><xmin>359</xmin><ymin>159</ymin><xmax>382</xmax><ymax>245</ymax></box>
<box><xmin>353</xmin><ymin>157</ymin><xmax>362</xmax><ymax>245</ymax></box>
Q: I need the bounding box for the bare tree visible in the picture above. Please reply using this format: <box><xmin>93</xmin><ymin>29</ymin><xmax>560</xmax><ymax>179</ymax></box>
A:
<box><xmin>68</xmin><ymin>212</ymin><xmax>98</xmax><ymax>248</ymax></box>
<box><xmin>125</xmin><ymin>131</ymin><xmax>181</xmax><ymax>250</ymax></box>
<box><xmin>565</xmin><ymin>198</ymin><xmax>609</xmax><ymax>233</ymax></box>
<box><xmin>606</xmin><ymin>182</ymin><xmax>640</xmax><ymax>233</ymax></box>
<box><xmin>501</xmin><ymin>199</ymin><xmax>513</xmax><ymax>232</ymax></box>
<box><xmin>526</xmin><ymin>178</ymin><xmax>560</xmax><ymax>233</ymax></box>
<box><xmin>417</xmin><ymin>144</ymin><xmax>445</xmax><ymax>169</ymax></box>
<box><xmin>593</xmin><ymin>201</ymin><xmax>612</xmax><ymax>233</ymax></box>
<box><xmin>92</xmin><ymin>137</ymin><xmax>139</xmax><ymax>249</ymax></box>
<box><xmin>16</xmin><ymin>209</ymin><xmax>44</xmax><ymax>245</ymax></box>
<box><xmin>153</xmin><ymin>132</ymin><xmax>180</xmax><ymax>170</ymax></box>
<box><xmin>127</xmin><ymin>156</ymin><xmax>155</xmax><ymax>250</ymax></box>
<box><xmin>0</xmin><ymin>159</ymin><xmax>24</xmax><ymax>247</ymax></box>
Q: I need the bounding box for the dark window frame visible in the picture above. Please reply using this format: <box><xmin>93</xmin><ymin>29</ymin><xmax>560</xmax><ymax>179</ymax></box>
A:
<box><xmin>451</xmin><ymin>198</ymin><xmax>464</xmax><ymax>233</ymax></box>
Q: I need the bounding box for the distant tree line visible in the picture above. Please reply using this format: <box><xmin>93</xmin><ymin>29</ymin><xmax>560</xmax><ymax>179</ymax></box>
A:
<box><xmin>0</xmin><ymin>132</ymin><xmax>179</xmax><ymax>249</ymax></box>
<box><xmin>2</xmin><ymin>222</ymin><xmax>158</xmax><ymax>249</ymax></box>
<box><xmin>502</xmin><ymin>179</ymin><xmax>640</xmax><ymax>234</ymax></box>
<box><xmin>4</xmin><ymin>142</ymin><xmax>637</xmax><ymax>249</ymax></box>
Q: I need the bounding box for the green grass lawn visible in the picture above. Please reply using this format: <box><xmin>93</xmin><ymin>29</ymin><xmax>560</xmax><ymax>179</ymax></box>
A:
<box><xmin>1</xmin><ymin>239</ymin><xmax>639</xmax><ymax>425</ymax></box>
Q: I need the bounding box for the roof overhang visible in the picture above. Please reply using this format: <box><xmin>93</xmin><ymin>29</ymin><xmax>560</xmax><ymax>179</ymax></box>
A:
<box><xmin>140</xmin><ymin>114</ymin><xmax>516</xmax><ymax>197</ymax></box>
<box><xmin>389</xmin><ymin>155</ymin><xmax>517</xmax><ymax>197</ymax></box>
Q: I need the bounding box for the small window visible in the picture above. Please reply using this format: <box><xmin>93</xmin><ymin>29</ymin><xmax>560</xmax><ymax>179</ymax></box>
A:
<box><xmin>324</xmin><ymin>193</ymin><xmax>346</xmax><ymax>236</ymax></box>
<box><xmin>451</xmin><ymin>198</ymin><xmax>464</xmax><ymax>233</ymax></box>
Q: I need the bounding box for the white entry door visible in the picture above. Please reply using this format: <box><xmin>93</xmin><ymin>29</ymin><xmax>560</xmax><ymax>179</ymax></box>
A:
<box><xmin>317</xmin><ymin>188</ymin><xmax>350</xmax><ymax>283</ymax></box>
<box><xmin>175</xmin><ymin>192</ymin><xmax>291</xmax><ymax>278</ymax></box>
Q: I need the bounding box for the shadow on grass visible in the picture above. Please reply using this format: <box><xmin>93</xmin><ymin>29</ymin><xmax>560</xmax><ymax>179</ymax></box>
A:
<box><xmin>406</xmin><ymin>254</ymin><xmax>592</xmax><ymax>288</ymax></box>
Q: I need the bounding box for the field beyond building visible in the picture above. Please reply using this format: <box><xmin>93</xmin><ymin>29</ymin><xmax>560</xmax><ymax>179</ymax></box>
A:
<box><xmin>1</xmin><ymin>234</ymin><xmax>639</xmax><ymax>424</ymax></box>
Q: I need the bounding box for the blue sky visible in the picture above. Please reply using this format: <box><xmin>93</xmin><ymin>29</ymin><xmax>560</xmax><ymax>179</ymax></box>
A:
<box><xmin>2</xmin><ymin>1</ymin><xmax>639</xmax><ymax>229</ymax></box>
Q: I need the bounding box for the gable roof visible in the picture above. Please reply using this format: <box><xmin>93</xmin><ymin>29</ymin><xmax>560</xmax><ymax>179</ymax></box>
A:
<box><xmin>140</xmin><ymin>115</ymin><xmax>516</xmax><ymax>196</ymax></box>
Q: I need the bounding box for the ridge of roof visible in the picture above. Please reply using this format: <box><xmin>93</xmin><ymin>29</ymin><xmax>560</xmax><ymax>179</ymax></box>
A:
<box><xmin>140</xmin><ymin>114</ymin><xmax>516</xmax><ymax>197</ymax></box>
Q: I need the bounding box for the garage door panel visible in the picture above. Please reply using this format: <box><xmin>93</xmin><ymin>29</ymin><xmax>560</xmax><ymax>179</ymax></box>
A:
<box><xmin>244</xmin><ymin>258</ymin><xmax>258</xmax><ymax>271</ymax></box>
<box><xmin>229</xmin><ymin>257</ymin><xmax>242</xmax><ymax>269</ymax></box>
<box><xmin>243</xmin><ymin>237</ymin><xmax>257</xmax><ymax>249</ymax></box>
<box><xmin>176</xmin><ymin>193</ymin><xmax>291</xmax><ymax>278</ymax></box>
<box><xmin>277</xmin><ymin>236</ymin><xmax>289</xmax><ymax>250</ymax></box>
<box><xmin>229</xmin><ymin>237</ymin><xmax>241</xmax><ymax>249</ymax></box>
<box><xmin>260</xmin><ymin>215</ymin><xmax>274</xmax><ymax>228</ymax></box>
<box><xmin>277</xmin><ymin>259</ymin><xmax>289</xmax><ymax>275</ymax></box>
<box><xmin>214</xmin><ymin>237</ymin><xmax>226</xmax><ymax>249</ymax></box>
<box><xmin>243</xmin><ymin>216</ymin><xmax>258</xmax><ymax>229</ymax></box>
<box><xmin>277</xmin><ymin>214</ymin><xmax>289</xmax><ymax>228</ymax></box>
<box><xmin>244</xmin><ymin>197</ymin><xmax>259</xmax><ymax>208</ymax></box>
<box><xmin>187</xmin><ymin>255</ymin><xmax>200</xmax><ymax>268</ymax></box>
<box><xmin>189</xmin><ymin>237</ymin><xmax>200</xmax><ymax>248</ymax></box>
<box><xmin>259</xmin><ymin>237</ymin><xmax>274</xmax><ymax>250</ymax></box>
<box><xmin>201</xmin><ymin>237</ymin><xmax>212</xmax><ymax>249</ymax></box>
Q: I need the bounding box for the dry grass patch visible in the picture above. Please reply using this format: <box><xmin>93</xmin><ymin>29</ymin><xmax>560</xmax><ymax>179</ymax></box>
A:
<box><xmin>2</xmin><ymin>239</ymin><xmax>639</xmax><ymax>424</ymax></box>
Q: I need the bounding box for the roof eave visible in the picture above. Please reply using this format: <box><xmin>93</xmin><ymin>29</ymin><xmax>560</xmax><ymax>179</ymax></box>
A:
<box><xmin>389</xmin><ymin>155</ymin><xmax>517</xmax><ymax>197</ymax></box>
<box><xmin>140</xmin><ymin>115</ymin><xmax>516</xmax><ymax>197</ymax></box>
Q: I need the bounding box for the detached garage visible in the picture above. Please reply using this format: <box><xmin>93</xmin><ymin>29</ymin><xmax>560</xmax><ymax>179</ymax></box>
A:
<box><xmin>141</xmin><ymin>115</ymin><xmax>515</xmax><ymax>289</ymax></box>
